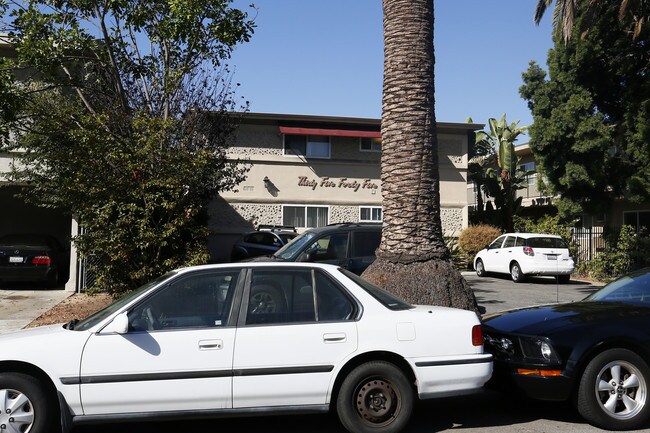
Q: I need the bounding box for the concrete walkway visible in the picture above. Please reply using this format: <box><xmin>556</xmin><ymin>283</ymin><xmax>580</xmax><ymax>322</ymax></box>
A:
<box><xmin>0</xmin><ymin>288</ymin><xmax>72</xmax><ymax>334</ymax></box>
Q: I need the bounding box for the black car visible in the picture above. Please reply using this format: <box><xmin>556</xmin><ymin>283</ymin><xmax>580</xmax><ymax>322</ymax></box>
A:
<box><xmin>264</xmin><ymin>223</ymin><xmax>381</xmax><ymax>275</ymax></box>
<box><xmin>0</xmin><ymin>233</ymin><xmax>69</xmax><ymax>287</ymax></box>
<box><xmin>483</xmin><ymin>268</ymin><xmax>650</xmax><ymax>430</ymax></box>
<box><xmin>231</xmin><ymin>225</ymin><xmax>298</xmax><ymax>261</ymax></box>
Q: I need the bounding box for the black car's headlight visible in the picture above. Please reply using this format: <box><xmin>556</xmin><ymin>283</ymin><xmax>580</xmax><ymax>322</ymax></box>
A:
<box><xmin>519</xmin><ymin>337</ymin><xmax>559</xmax><ymax>362</ymax></box>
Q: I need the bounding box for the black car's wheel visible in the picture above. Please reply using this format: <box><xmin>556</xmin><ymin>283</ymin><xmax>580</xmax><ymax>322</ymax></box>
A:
<box><xmin>577</xmin><ymin>348</ymin><xmax>650</xmax><ymax>430</ymax></box>
<box><xmin>0</xmin><ymin>372</ymin><xmax>56</xmax><ymax>433</ymax></box>
<box><xmin>510</xmin><ymin>262</ymin><xmax>525</xmax><ymax>283</ymax></box>
<box><xmin>336</xmin><ymin>361</ymin><xmax>413</xmax><ymax>433</ymax></box>
<box><xmin>475</xmin><ymin>259</ymin><xmax>486</xmax><ymax>277</ymax></box>
<box><xmin>557</xmin><ymin>274</ymin><xmax>571</xmax><ymax>284</ymax></box>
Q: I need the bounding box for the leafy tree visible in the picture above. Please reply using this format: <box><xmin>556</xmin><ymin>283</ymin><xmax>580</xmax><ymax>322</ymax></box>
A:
<box><xmin>0</xmin><ymin>0</ymin><xmax>254</xmax><ymax>293</ymax></box>
<box><xmin>361</xmin><ymin>0</ymin><xmax>478</xmax><ymax>313</ymax></box>
<box><xmin>535</xmin><ymin>0</ymin><xmax>650</xmax><ymax>41</ymax></box>
<box><xmin>521</xmin><ymin>0</ymin><xmax>650</xmax><ymax>218</ymax></box>
<box><xmin>470</xmin><ymin>115</ymin><xmax>529</xmax><ymax>232</ymax></box>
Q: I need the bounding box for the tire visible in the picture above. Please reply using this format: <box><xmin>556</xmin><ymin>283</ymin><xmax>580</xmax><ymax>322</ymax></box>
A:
<box><xmin>475</xmin><ymin>259</ymin><xmax>486</xmax><ymax>277</ymax></box>
<box><xmin>510</xmin><ymin>262</ymin><xmax>525</xmax><ymax>283</ymax></box>
<box><xmin>577</xmin><ymin>348</ymin><xmax>650</xmax><ymax>430</ymax></box>
<box><xmin>557</xmin><ymin>274</ymin><xmax>571</xmax><ymax>284</ymax></box>
<box><xmin>336</xmin><ymin>361</ymin><xmax>414</xmax><ymax>433</ymax></box>
<box><xmin>249</xmin><ymin>284</ymin><xmax>285</xmax><ymax>314</ymax></box>
<box><xmin>0</xmin><ymin>372</ymin><xmax>57</xmax><ymax>433</ymax></box>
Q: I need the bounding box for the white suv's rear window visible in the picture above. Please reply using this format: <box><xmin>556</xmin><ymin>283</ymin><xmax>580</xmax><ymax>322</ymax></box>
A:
<box><xmin>526</xmin><ymin>237</ymin><xmax>568</xmax><ymax>248</ymax></box>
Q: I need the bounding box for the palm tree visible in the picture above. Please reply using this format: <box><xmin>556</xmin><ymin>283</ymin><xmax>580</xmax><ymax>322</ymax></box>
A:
<box><xmin>361</xmin><ymin>0</ymin><xmax>478</xmax><ymax>312</ymax></box>
<box><xmin>535</xmin><ymin>0</ymin><xmax>648</xmax><ymax>41</ymax></box>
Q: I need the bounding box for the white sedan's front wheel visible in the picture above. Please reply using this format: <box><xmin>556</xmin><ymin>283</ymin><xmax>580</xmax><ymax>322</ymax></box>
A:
<box><xmin>0</xmin><ymin>373</ymin><xmax>56</xmax><ymax>433</ymax></box>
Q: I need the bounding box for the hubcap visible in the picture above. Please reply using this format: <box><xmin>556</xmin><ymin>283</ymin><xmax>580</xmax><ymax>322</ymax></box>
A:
<box><xmin>355</xmin><ymin>378</ymin><xmax>401</xmax><ymax>427</ymax></box>
<box><xmin>477</xmin><ymin>261</ymin><xmax>483</xmax><ymax>274</ymax></box>
<box><xmin>511</xmin><ymin>266</ymin><xmax>519</xmax><ymax>280</ymax></box>
<box><xmin>595</xmin><ymin>360</ymin><xmax>647</xmax><ymax>420</ymax></box>
<box><xmin>0</xmin><ymin>389</ymin><xmax>34</xmax><ymax>433</ymax></box>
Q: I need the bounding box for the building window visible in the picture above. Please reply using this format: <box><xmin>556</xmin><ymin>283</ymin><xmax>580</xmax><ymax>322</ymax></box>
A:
<box><xmin>283</xmin><ymin>205</ymin><xmax>329</xmax><ymax>228</ymax></box>
<box><xmin>284</xmin><ymin>134</ymin><xmax>330</xmax><ymax>159</ymax></box>
<box><xmin>520</xmin><ymin>162</ymin><xmax>536</xmax><ymax>185</ymax></box>
<box><xmin>359</xmin><ymin>206</ymin><xmax>382</xmax><ymax>222</ymax></box>
<box><xmin>623</xmin><ymin>210</ymin><xmax>650</xmax><ymax>233</ymax></box>
<box><xmin>360</xmin><ymin>137</ymin><xmax>382</xmax><ymax>152</ymax></box>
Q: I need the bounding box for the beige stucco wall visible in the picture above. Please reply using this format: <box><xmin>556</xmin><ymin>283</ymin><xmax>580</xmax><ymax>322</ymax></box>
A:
<box><xmin>213</xmin><ymin>123</ymin><xmax>471</xmax><ymax>241</ymax></box>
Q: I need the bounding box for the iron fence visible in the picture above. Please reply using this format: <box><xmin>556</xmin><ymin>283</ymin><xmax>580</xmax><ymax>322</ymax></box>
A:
<box><xmin>571</xmin><ymin>226</ymin><xmax>607</xmax><ymax>263</ymax></box>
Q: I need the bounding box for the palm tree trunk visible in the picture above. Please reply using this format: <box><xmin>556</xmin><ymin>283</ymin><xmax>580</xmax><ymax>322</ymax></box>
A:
<box><xmin>362</xmin><ymin>0</ymin><xmax>478</xmax><ymax>313</ymax></box>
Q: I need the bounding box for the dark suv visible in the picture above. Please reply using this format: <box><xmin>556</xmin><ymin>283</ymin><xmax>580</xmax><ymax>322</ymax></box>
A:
<box><xmin>267</xmin><ymin>223</ymin><xmax>381</xmax><ymax>275</ymax></box>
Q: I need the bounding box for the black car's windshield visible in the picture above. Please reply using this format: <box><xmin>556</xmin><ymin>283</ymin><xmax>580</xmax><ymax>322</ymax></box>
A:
<box><xmin>273</xmin><ymin>232</ymin><xmax>316</xmax><ymax>260</ymax></box>
<box><xmin>339</xmin><ymin>268</ymin><xmax>413</xmax><ymax>311</ymax></box>
<box><xmin>74</xmin><ymin>271</ymin><xmax>177</xmax><ymax>331</ymax></box>
<box><xmin>585</xmin><ymin>268</ymin><xmax>650</xmax><ymax>304</ymax></box>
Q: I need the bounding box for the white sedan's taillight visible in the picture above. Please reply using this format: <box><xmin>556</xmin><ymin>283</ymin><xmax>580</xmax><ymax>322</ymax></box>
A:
<box><xmin>523</xmin><ymin>247</ymin><xmax>534</xmax><ymax>256</ymax></box>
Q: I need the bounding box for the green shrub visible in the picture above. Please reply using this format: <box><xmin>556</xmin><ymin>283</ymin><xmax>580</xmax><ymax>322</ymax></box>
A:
<box><xmin>458</xmin><ymin>224</ymin><xmax>502</xmax><ymax>257</ymax></box>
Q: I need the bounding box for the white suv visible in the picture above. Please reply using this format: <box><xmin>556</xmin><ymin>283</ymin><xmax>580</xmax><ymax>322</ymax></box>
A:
<box><xmin>474</xmin><ymin>233</ymin><xmax>575</xmax><ymax>283</ymax></box>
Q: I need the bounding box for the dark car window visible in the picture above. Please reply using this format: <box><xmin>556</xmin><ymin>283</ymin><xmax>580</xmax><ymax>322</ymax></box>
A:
<box><xmin>310</xmin><ymin>233</ymin><xmax>349</xmax><ymax>261</ymax></box>
<box><xmin>526</xmin><ymin>237</ymin><xmax>568</xmax><ymax>248</ymax></box>
<box><xmin>128</xmin><ymin>270</ymin><xmax>240</xmax><ymax>331</ymax></box>
<box><xmin>246</xmin><ymin>269</ymin><xmax>315</xmax><ymax>325</ymax></box>
<box><xmin>315</xmin><ymin>272</ymin><xmax>355</xmax><ymax>321</ymax></box>
<box><xmin>262</xmin><ymin>233</ymin><xmax>280</xmax><ymax>246</ymax></box>
<box><xmin>246</xmin><ymin>269</ymin><xmax>356</xmax><ymax>325</ymax></box>
<box><xmin>274</xmin><ymin>232</ymin><xmax>317</xmax><ymax>260</ymax></box>
<box><xmin>278</xmin><ymin>233</ymin><xmax>297</xmax><ymax>244</ymax></box>
<box><xmin>503</xmin><ymin>236</ymin><xmax>517</xmax><ymax>248</ymax></box>
<box><xmin>585</xmin><ymin>269</ymin><xmax>650</xmax><ymax>304</ymax></box>
<box><xmin>489</xmin><ymin>236</ymin><xmax>506</xmax><ymax>249</ymax></box>
<box><xmin>351</xmin><ymin>230</ymin><xmax>381</xmax><ymax>257</ymax></box>
<box><xmin>515</xmin><ymin>237</ymin><xmax>526</xmax><ymax>247</ymax></box>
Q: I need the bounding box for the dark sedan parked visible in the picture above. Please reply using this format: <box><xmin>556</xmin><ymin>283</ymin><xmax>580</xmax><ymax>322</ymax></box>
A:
<box><xmin>230</xmin><ymin>226</ymin><xmax>297</xmax><ymax>261</ymax></box>
<box><xmin>0</xmin><ymin>234</ymin><xmax>68</xmax><ymax>287</ymax></box>
<box><xmin>483</xmin><ymin>268</ymin><xmax>650</xmax><ymax>431</ymax></box>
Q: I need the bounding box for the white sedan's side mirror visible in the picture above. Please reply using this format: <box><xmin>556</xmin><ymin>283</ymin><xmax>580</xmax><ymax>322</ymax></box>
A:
<box><xmin>101</xmin><ymin>311</ymin><xmax>129</xmax><ymax>334</ymax></box>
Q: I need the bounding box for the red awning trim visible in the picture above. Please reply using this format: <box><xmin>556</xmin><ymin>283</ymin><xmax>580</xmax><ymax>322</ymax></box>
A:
<box><xmin>279</xmin><ymin>126</ymin><xmax>381</xmax><ymax>139</ymax></box>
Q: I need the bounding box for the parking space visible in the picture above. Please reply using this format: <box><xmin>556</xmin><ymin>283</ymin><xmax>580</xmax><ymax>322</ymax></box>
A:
<box><xmin>464</xmin><ymin>272</ymin><xmax>603</xmax><ymax>315</ymax></box>
<box><xmin>0</xmin><ymin>285</ymin><xmax>71</xmax><ymax>333</ymax></box>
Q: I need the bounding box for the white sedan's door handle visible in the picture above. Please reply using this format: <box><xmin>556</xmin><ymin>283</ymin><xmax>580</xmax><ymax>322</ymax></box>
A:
<box><xmin>198</xmin><ymin>339</ymin><xmax>223</xmax><ymax>350</ymax></box>
<box><xmin>323</xmin><ymin>333</ymin><xmax>347</xmax><ymax>343</ymax></box>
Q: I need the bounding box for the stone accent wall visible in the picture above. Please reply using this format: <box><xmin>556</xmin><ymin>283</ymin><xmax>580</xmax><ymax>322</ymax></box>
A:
<box><xmin>441</xmin><ymin>207</ymin><xmax>464</xmax><ymax>235</ymax></box>
<box><xmin>330</xmin><ymin>205</ymin><xmax>359</xmax><ymax>224</ymax></box>
<box><xmin>231</xmin><ymin>124</ymin><xmax>283</xmax><ymax>156</ymax></box>
<box><xmin>209</xmin><ymin>199</ymin><xmax>281</xmax><ymax>232</ymax></box>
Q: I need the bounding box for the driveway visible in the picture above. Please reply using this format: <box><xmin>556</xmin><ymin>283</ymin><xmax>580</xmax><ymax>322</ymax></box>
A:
<box><xmin>464</xmin><ymin>272</ymin><xmax>603</xmax><ymax>315</ymax></box>
<box><xmin>0</xmin><ymin>285</ymin><xmax>71</xmax><ymax>334</ymax></box>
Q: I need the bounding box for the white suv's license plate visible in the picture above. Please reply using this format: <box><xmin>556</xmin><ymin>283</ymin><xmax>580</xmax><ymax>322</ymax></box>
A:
<box><xmin>9</xmin><ymin>256</ymin><xmax>24</xmax><ymax>263</ymax></box>
<box><xmin>547</xmin><ymin>255</ymin><xmax>558</xmax><ymax>260</ymax></box>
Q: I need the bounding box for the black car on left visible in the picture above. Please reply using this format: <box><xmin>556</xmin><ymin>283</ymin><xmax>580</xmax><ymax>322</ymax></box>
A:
<box><xmin>483</xmin><ymin>268</ymin><xmax>650</xmax><ymax>431</ymax></box>
<box><xmin>230</xmin><ymin>225</ymin><xmax>297</xmax><ymax>261</ymax></box>
<box><xmin>0</xmin><ymin>233</ymin><xmax>69</xmax><ymax>287</ymax></box>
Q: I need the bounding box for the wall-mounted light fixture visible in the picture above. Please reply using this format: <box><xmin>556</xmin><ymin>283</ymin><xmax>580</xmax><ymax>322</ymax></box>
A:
<box><xmin>263</xmin><ymin>176</ymin><xmax>279</xmax><ymax>197</ymax></box>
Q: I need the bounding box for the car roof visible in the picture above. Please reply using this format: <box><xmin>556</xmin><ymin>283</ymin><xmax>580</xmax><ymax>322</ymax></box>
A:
<box><xmin>176</xmin><ymin>261</ymin><xmax>343</xmax><ymax>275</ymax></box>
<box><xmin>500</xmin><ymin>233</ymin><xmax>562</xmax><ymax>239</ymax></box>
<box><xmin>301</xmin><ymin>223</ymin><xmax>381</xmax><ymax>235</ymax></box>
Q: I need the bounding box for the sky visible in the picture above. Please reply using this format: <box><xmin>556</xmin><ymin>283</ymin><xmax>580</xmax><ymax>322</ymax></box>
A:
<box><xmin>229</xmin><ymin>1</ymin><xmax>554</xmax><ymax>135</ymax></box>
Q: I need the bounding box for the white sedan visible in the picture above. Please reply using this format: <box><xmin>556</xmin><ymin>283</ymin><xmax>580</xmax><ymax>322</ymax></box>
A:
<box><xmin>474</xmin><ymin>233</ymin><xmax>575</xmax><ymax>283</ymax></box>
<box><xmin>0</xmin><ymin>263</ymin><xmax>492</xmax><ymax>433</ymax></box>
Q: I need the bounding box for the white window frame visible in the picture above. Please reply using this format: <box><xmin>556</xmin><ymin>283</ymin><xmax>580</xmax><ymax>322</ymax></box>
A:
<box><xmin>359</xmin><ymin>137</ymin><xmax>382</xmax><ymax>153</ymax></box>
<box><xmin>282</xmin><ymin>204</ymin><xmax>330</xmax><ymax>228</ymax></box>
<box><xmin>283</xmin><ymin>135</ymin><xmax>331</xmax><ymax>159</ymax></box>
<box><xmin>359</xmin><ymin>206</ymin><xmax>383</xmax><ymax>222</ymax></box>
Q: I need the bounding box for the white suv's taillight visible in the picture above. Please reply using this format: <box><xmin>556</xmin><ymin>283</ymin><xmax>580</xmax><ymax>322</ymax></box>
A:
<box><xmin>523</xmin><ymin>247</ymin><xmax>534</xmax><ymax>256</ymax></box>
